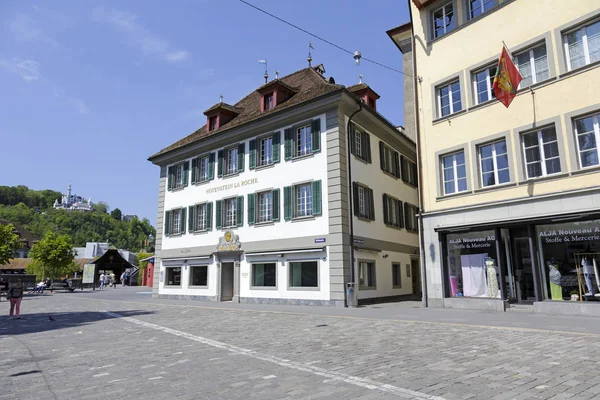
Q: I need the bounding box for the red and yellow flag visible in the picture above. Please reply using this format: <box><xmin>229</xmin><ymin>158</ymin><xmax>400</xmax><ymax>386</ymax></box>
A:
<box><xmin>492</xmin><ymin>46</ymin><xmax>522</xmax><ymax>108</ymax></box>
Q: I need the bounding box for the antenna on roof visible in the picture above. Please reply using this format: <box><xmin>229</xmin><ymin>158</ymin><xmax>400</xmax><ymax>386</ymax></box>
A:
<box><xmin>275</xmin><ymin>70</ymin><xmax>279</xmax><ymax>80</ymax></box>
<box><xmin>359</xmin><ymin>74</ymin><xmax>363</xmax><ymax>84</ymax></box>
<box><xmin>258</xmin><ymin>59</ymin><xmax>268</xmax><ymax>83</ymax></box>
<box><xmin>308</xmin><ymin>41</ymin><xmax>314</xmax><ymax>67</ymax></box>
<box><xmin>219</xmin><ymin>95</ymin><xmax>223</xmax><ymax>104</ymax></box>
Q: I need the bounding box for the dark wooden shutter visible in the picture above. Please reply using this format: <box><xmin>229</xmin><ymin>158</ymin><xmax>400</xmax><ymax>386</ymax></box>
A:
<box><xmin>404</xmin><ymin>203</ymin><xmax>410</xmax><ymax>231</ymax></box>
<box><xmin>217</xmin><ymin>150</ymin><xmax>224</xmax><ymax>177</ymax></box>
<box><xmin>164</xmin><ymin>210</ymin><xmax>172</xmax><ymax>235</ymax></box>
<box><xmin>188</xmin><ymin>205</ymin><xmax>195</xmax><ymax>232</ymax></box>
<box><xmin>364</xmin><ymin>133</ymin><xmax>371</xmax><ymax>163</ymax></box>
<box><xmin>382</xmin><ymin>194</ymin><xmax>389</xmax><ymax>225</ymax></box>
<box><xmin>311</xmin><ymin>180</ymin><xmax>322</xmax><ymax>216</ymax></box>
<box><xmin>238</xmin><ymin>143</ymin><xmax>245</xmax><ymax>172</ymax></box>
<box><xmin>272</xmin><ymin>132</ymin><xmax>281</xmax><ymax>163</ymax></box>
<box><xmin>191</xmin><ymin>158</ymin><xmax>198</xmax><ymax>184</ymax></box>
<box><xmin>401</xmin><ymin>155</ymin><xmax>408</xmax><ymax>182</ymax></box>
<box><xmin>180</xmin><ymin>208</ymin><xmax>186</xmax><ymax>233</ymax></box>
<box><xmin>379</xmin><ymin>141</ymin><xmax>385</xmax><ymax>171</ymax></box>
<box><xmin>283</xmin><ymin>186</ymin><xmax>292</xmax><ymax>220</ymax></box>
<box><xmin>206</xmin><ymin>203</ymin><xmax>213</xmax><ymax>231</ymax></box>
<box><xmin>208</xmin><ymin>152</ymin><xmax>215</xmax><ymax>180</ymax></box>
<box><xmin>352</xmin><ymin>182</ymin><xmax>359</xmax><ymax>217</ymax></box>
<box><xmin>311</xmin><ymin>118</ymin><xmax>321</xmax><ymax>153</ymax></box>
<box><xmin>284</xmin><ymin>128</ymin><xmax>293</xmax><ymax>160</ymax></box>
<box><xmin>247</xmin><ymin>193</ymin><xmax>256</xmax><ymax>225</ymax></box>
<box><xmin>215</xmin><ymin>200</ymin><xmax>222</xmax><ymax>229</ymax></box>
<box><xmin>394</xmin><ymin>152</ymin><xmax>401</xmax><ymax>178</ymax></box>
<box><xmin>397</xmin><ymin>201</ymin><xmax>404</xmax><ymax>228</ymax></box>
<box><xmin>183</xmin><ymin>161</ymin><xmax>189</xmax><ymax>186</ymax></box>
<box><xmin>272</xmin><ymin>189</ymin><xmax>280</xmax><ymax>221</ymax></box>
<box><xmin>167</xmin><ymin>166</ymin><xmax>173</xmax><ymax>191</ymax></box>
<box><xmin>249</xmin><ymin>139</ymin><xmax>257</xmax><ymax>170</ymax></box>
<box><xmin>368</xmin><ymin>188</ymin><xmax>375</xmax><ymax>221</ymax></box>
<box><xmin>236</xmin><ymin>196</ymin><xmax>244</xmax><ymax>227</ymax></box>
<box><xmin>350</xmin><ymin>123</ymin><xmax>356</xmax><ymax>155</ymax></box>
<box><xmin>412</xmin><ymin>161</ymin><xmax>419</xmax><ymax>187</ymax></box>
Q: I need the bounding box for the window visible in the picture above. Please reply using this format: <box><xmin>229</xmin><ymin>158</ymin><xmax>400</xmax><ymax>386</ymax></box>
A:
<box><xmin>564</xmin><ymin>20</ymin><xmax>600</xmax><ymax>71</ymax></box>
<box><xmin>522</xmin><ymin>127</ymin><xmax>561</xmax><ymax>179</ymax></box>
<box><xmin>401</xmin><ymin>156</ymin><xmax>419</xmax><ymax>186</ymax></box>
<box><xmin>192</xmin><ymin>154</ymin><xmax>213</xmax><ymax>184</ymax></box>
<box><xmin>264</xmin><ymin>93</ymin><xmax>274</xmax><ymax>111</ymax></box>
<box><xmin>432</xmin><ymin>2</ymin><xmax>455</xmax><ymax>39</ymax></box>
<box><xmin>404</xmin><ymin>203</ymin><xmax>419</xmax><ymax>232</ymax></box>
<box><xmin>165</xmin><ymin>267</ymin><xmax>181</xmax><ymax>286</ymax></box>
<box><xmin>257</xmin><ymin>191</ymin><xmax>273</xmax><ymax>223</ymax></box>
<box><xmin>355</xmin><ymin>130</ymin><xmax>362</xmax><ymax>158</ymax></box>
<box><xmin>226</xmin><ymin>147</ymin><xmax>238</xmax><ymax>175</ymax></box>
<box><xmin>189</xmin><ymin>266</ymin><xmax>207</xmax><ymax>286</ymax></box>
<box><xmin>209</xmin><ymin>116</ymin><xmax>217</xmax><ymax>132</ymax></box>
<box><xmin>479</xmin><ymin>140</ymin><xmax>510</xmax><ymax>187</ymax></box>
<box><xmin>406</xmin><ymin>265</ymin><xmax>411</xmax><ymax>278</ymax></box>
<box><xmin>289</xmin><ymin>261</ymin><xmax>318</xmax><ymax>288</ymax></box>
<box><xmin>351</xmin><ymin>125</ymin><xmax>371</xmax><ymax>163</ymax></box>
<box><xmin>368</xmin><ymin>97</ymin><xmax>375</xmax><ymax>108</ymax></box>
<box><xmin>224</xmin><ymin>198</ymin><xmax>237</xmax><ymax>227</ymax></box>
<box><xmin>437</xmin><ymin>81</ymin><xmax>462</xmax><ymax>117</ymax></box>
<box><xmin>442</xmin><ymin>152</ymin><xmax>467</xmax><ymax>195</ymax></box>
<box><xmin>175</xmin><ymin>164</ymin><xmax>184</xmax><ymax>187</ymax></box>
<box><xmin>173</xmin><ymin>210</ymin><xmax>181</xmax><ymax>233</ymax></box>
<box><xmin>165</xmin><ymin>208</ymin><xmax>186</xmax><ymax>236</ymax></box>
<box><xmin>359</xmin><ymin>261</ymin><xmax>376</xmax><ymax>289</ymax></box>
<box><xmin>259</xmin><ymin>136</ymin><xmax>273</xmax><ymax>166</ymax></box>
<box><xmin>468</xmin><ymin>0</ymin><xmax>496</xmax><ymax>20</ymax></box>
<box><xmin>574</xmin><ymin>112</ymin><xmax>600</xmax><ymax>168</ymax></box>
<box><xmin>383</xmin><ymin>194</ymin><xmax>403</xmax><ymax>228</ymax></box>
<box><xmin>353</xmin><ymin>183</ymin><xmax>375</xmax><ymax>220</ymax></box>
<box><xmin>295</xmin><ymin>183</ymin><xmax>312</xmax><ymax>218</ymax></box>
<box><xmin>168</xmin><ymin>161</ymin><xmax>189</xmax><ymax>190</ymax></box>
<box><xmin>515</xmin><ymin>43</ymin><xmax>549</xmax><ymax>88</ymax></box>
<box><xmin>380</xmin><ymin>142</ymin><xmax>399</xmax><ymax>177</ymax></box>
<box><xmin>252</xmin><ymin>263</ymin><xmax>276</xmax><ymax>287</ymax></box>
<box><xmin>472</xmin><ymin>65</ymin><xmax>497</xmax><ymax>105</ymax></box>
<box><xmin>188</xmin><ymin>203</ymin><xmax>211</xmax><ymax>232</ymax></box>
<box><xmin>296</xmin><ymin>124</ymin><xmax>312</xmax><ymax>157</ymax></box>
<box><xmin>199</xmin><ymin>156</ymin><xmax>210</xmax><ymax>181</ymax></box>
<box><xmin>392</xmin><ymin>263</ymin><xmax>402</xmax><ymax>288</ymax></box>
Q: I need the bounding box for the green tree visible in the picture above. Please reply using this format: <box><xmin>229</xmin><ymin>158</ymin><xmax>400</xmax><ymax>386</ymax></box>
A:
<box><xmin>94</xmin><ymin>201</ymin><xmax>110</xmax><ymax>214</ymax></box>
<box><xmin>28</xmin><ymin>231</ymin><xmax>77</xmax><ymax>279</ymax></box>
<box><xmin>0</xmin><ymin>223</ymin><xmax>21</xmax><ymax>265</ymax></box>
<box><xmin>110</xmin><ymin>208</ymin><xmax>122</xmax><ymax>221</ymax></box>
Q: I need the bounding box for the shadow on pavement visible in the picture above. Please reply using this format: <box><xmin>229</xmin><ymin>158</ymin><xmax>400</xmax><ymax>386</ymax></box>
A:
<box><xmin>0</xmin><ymin>310</ymin><xmax>154</xmax><ymax>336</ymax></box>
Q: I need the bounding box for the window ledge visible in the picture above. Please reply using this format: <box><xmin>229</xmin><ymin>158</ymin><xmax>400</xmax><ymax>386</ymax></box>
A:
<box><xmin>516</xmin><ymin>77</ymin><xmax>557</xmax><ymax>95</ymax></box>
<box><xmin>171</xmin><ymin>186</ymin><xmax>186</xmax><ymax>192</ymax></box>
<box><xmin>163</xmin><ymin>285</ymin><xmax>182</xmax><ymax>288</ymax></box>
<box><xmin>357</xmin><ymin>216</ymin><xmax>373</xmax><ymax>222</ymax></box>
<box><xmin>188</xmin><ymin>285</ymin><xmax>208</xmax><ymax>289</ymax></box>
<box><xmin>407</xmin><ymin>229</ymin><xmax>419</xmax><ymax>234</ymax></box>
<box><xmin>402</xmin><ymin>179</ymin><xmax>418</xmax><ymax>188</ymax></box>
<box><xmin>253</xmin><ymin>221</ymin><xmax>275</xmax><ymax>227</ymax></box>
<box><xmin>193</xmin><ymin>179</ymin><xmax>211</xmax><ymax>186</ymax></box>
<box><xmin>469</xmin><ymin>99</ymin><xmax>496</xmax><ymax>112</ymax></box>
<box><xmin>291</xmin><ymin>153</ymin><xmax>315</xmax><ymax>162</ymax></box>
<box><xmin>291</xmin><ymin>215</ymin><xmax>316</xmax><ymax>222</ymax></box>
<box><xmin>571</xmin><ymin>165</ymin><xmax>600</xmax><ymax>176</ymax></box>
<box><xmin>222</xmin><ymin>172</ymin><xmax>240</xmax><ymax>179</ymax></box>
<box><xmin>432</xmin><ymin>109</ymin><xmax>467</xmax><ymax>125</ymax></box>
<box><xmin>519</xmin><ymin>172</ymin><xmax>569</xmax><ymax>185</ymax></box>
<box><xmin>559</xmin><ymin>60</ymin><xmax>600</xmax><ymax>80</ymax></box>
<box><xmin>220</xmin><ymin>226</ymin><xmax>239</xmax><ymax>230</ymax></box>
<box><xmin>436</xmin><ymin>190</ymin><xmax>474</xmax><ymax>201</ymax></box>
<box><xmin>166</xmin><ymin>233</ymin><xmax>184</xmax><ymax>238</ymax></box>
<box><xmin>250</xmin><ymin>286</ymin><xmax>278</xmax><ymax>290</ymax></box>
<box><xmin>254</xmin><ymin>163</ymin><xmax>275</xmax><ymax>171</ymax></box>
<box><xmin>382</xmin><ymin>170</ymin><xmax>400</xmax><ymax>180</ymax></box>
<box><xmin>191</xmin><ymin>229</ymin><xmax>210</xmax><ymax>235</ymax></box>
<box><xmin>287</xmin><ymin>286</ymin><xmax>320</xmax><ymax>291</ymax></box>
<box><xmin>473</xmin><ymin>182</ymin><xmax>518</xmax><ymax>193</ymax></box>
<box><xmin>353</xmin><ymin>155</ymin><xmax>370</xmax><ymax>164</ymax></box>
<box><xmin>385</xmin><ymin>224</ymin><xmax>402</xmax><ymax>230</ymax></box>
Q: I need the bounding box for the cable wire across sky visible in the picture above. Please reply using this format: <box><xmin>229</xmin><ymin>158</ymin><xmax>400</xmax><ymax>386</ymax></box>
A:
<box><xmin>238</xmin><ymin>0</ymin><xmax>408</xmax><ymax>76</ymax></box>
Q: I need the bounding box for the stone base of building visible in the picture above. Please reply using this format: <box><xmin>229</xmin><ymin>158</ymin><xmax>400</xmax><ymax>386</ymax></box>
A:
<box><xmin>358</xmin><ymin>294</ymin><xmax>421</xmax><ymax>306</ymax></box>
<box><xmin>155</xmin><ymin>294</ymin><xmax>218</xmax><ymax>302</ymax></box>
<box><xmin>240</xmin><ymin>297</ymin><xmax>344</xmax><ymax>307</ymax></box>
<box><xmin>443</xmin><ymin>297</ymin><xmax>508</xmax><ymax>312</ymax></box>
<box><xmin>534</xmin><ymin>301</ymin><xmax>600</xmax><ymax>317</ymax></box>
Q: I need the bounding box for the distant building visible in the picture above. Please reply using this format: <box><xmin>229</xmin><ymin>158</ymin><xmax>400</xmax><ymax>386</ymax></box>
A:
<box><xmin>74</xmin><ymin>242</ymin><xmax>110</xmax><ymax>259</ymax></box>
<box><xmin>122</xmin><ymin>215</ymin><xmax>136</xmax><ymax>222</ymax></box>
<box><xmin>0</xmin><ymin>220</ymin><xmax>37</xmax><ymax>258</ymax></box>
<box><xmin>53</xmin><ymin>184</ymin><xmax>93</xmax><ymax>211</ymax></box>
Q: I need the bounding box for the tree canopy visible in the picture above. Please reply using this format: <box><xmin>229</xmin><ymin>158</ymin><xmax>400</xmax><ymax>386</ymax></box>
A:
<box><xmin>28</xmin><ymin>231</ymin><xmax>78</xmax><ymax>279</ymax></box>
<box><xmin>0</xmin><ymin>223</ymin><xmax>21</xmax><ymax>265</ymax></box>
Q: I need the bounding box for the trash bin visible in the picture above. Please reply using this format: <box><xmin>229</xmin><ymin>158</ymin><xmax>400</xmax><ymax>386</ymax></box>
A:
<box><xmin>346</xmin><ymin>282</ymin><xmax>357</xmax><ymax>308</ymax></box>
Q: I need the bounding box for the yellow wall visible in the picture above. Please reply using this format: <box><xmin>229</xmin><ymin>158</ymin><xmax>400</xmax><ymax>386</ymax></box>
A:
<box><xmin>412</xmin><ymin>0</ymin><xmax>600</xmax><ymax>212</ymax></box>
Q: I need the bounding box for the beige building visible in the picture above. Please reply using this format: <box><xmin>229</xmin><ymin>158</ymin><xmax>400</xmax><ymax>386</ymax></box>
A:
<box><xmin>389</xmin><ymin>0</ymin><xmax>600</xmax><ymax>315</ymax></box>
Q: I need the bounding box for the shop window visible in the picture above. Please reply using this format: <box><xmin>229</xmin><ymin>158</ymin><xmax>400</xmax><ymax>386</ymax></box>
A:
<box><xmin>392</xmin><ymin>263</ymin><xmax>402</xmax><ymax>288</ymax></box>
<box><xmin>165</xmin><ymin>267</ymin><xmax>182</xmax><ymax>286</ymax></box>
<box><xmin>189</xmin><ymin>266</ymin><xmax>208</xmax><ymax>287</ymax></box>
<box><xmin>289</xmin><ymin>261</ymin><xmax>318</xmax><ymax>288</ymax></box>
<box><xmin>445</xmin><ymin>230</ymin><xmax>499</xmax><ymax>298</ymax></box>
<box><xmin>359</xmin><ymin>261</ymin><xmax>376</xmax><ymax>289</ymax></box>
<box><xmin>252</xmin><ymin>263</ymin><xmax>276</xmax><ymax>287</ymax></box>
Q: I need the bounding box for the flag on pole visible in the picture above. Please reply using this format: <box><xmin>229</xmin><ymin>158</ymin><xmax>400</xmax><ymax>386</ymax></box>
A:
<box><xmin>258</xmin><ymin>59</ymin><xmax>266</xmax><ymax>64</ymax></box>
<box><xmin>309</xmin><ymin>41</ymin><xmax>314</xmax><ymax>50</ymax></box>
<box><xmin>492</xmin><ymin>46</ymin><xmax>522</xmax><ymax>108</ymax></box>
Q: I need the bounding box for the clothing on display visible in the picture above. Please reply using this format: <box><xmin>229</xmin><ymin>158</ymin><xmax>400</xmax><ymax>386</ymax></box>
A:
<box><xmin>594</xmin><ymin>258</ymin><xmax>600</xmax><ymax>296</ymax></box>
<box><xmin>460</xmin><ymin>254</ymin><xmax>488</xmax><ymax>297</ymax></box>
<box><xmin>486</xmin><ymin>258</ymin><xmax>499</xmax><ymax>298</ymax></box>
<box><xmin>548</xmin><ymin>261</ymin><xmax>563</xmax><ymax>301</ymax></box>
<box><xmin>450</xmin><ymin>275</ymin><xmax>459</xmax><ymax>297</ymax></box>
<box><xmin>581</xmin><ymin>258</ymin><xmax>595</xmax><ymax>296</ymax></box>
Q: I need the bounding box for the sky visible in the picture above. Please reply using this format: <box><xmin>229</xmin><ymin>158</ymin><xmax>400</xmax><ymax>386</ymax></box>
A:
<box><xmin>0</xmin><ymin>0</ymin><xmax>410</xmax><ymax>226</ymax></box>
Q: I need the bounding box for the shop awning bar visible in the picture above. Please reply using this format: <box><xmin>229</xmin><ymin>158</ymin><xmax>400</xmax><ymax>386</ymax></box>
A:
<box><xmin>162</xmin><ymin>255</ymin><xmax>212</xmax><ymax>261</ymax></box>
<box><xmin>245</xmin><ymin>248</ymin><xmax>325</xmax><ymax>257</ymax></box>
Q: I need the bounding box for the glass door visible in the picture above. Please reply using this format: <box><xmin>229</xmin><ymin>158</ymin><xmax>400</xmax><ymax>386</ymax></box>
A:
<box><xmin>512</xmin><ymin>237</ymin><xmax>536</xmax><ymax>303</ymax></box>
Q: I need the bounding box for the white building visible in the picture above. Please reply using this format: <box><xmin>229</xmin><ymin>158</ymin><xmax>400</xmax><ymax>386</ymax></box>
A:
<box><xmin>53</xmin><ymin>184</ymin><xmax>93</xmax><ymax>211</ymax></box>
<box><xmin>148</xmin><ymin>65</ymin><xmax>419</xmax><ymax>306</ymax></box>
<box><xmin>74</xmin><ymin>242</ymin><xmax>109</xmax><ymax>259</ymax></box>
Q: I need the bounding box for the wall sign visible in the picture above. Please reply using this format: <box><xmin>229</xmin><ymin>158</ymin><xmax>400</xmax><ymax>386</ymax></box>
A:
<box><xmin>448</xmin><ymin>235</ymin><xmax>495</xmax><ymax>250</ymax></box>
<box><xmin>206</xmin><ymin>178</ymin><xmax>259</xmax><ymax>194</ymax></box>
<box><xmin>538</xmin><ymin>227</ymin><xmax>600</xmax><ymax>244</ymax></box>
<box><xmin>315</xmin><ymin>238</ymin><xmax>326</xmax><ymax>243</ymax></box>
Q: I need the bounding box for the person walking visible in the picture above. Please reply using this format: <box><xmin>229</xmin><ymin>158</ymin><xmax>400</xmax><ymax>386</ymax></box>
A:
<box><xmin>99</xmin><ymin>272</ymin><xmax>105</xmax><ymax>289</ymax></box>
<box><xmin>8</xmin><ymin>279</ymin><xmax>24</xmax><ymax>319</ymax></box>
<box><xmin>120</xmin><ymin>272</ymin><xmax>126</xmax><ymax>288</ymax></box>
<box><xmin>110</xmin><ymin>272</ymin><xmax>116</xmax><ymax>289</ymax></box>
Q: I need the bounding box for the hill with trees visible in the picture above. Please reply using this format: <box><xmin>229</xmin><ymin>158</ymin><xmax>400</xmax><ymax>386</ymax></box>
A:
<box><xmin>0</xmin><ymin>186</ymin><xmax>155</xmax><ymax>252</ymax></box>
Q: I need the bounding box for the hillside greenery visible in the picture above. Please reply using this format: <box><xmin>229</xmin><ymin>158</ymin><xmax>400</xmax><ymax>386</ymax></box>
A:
<box><xmin>0</xmin><ymin>186</ymin><xmax>155</xmax><ymax>252</ymax></box>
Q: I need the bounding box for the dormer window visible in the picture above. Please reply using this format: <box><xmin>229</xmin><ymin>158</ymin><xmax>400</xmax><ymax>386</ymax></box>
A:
<box><xmin>209</xmin><ymin>116</ymin><xmax>218</xmax><ymax>132</ymax></box>
<box><xmin>257</xmin><ymin>80</ymin><xmax>298</xmax><ymax>113</ymax></box>
<box><xmin>368</xmin><ymin>98</ymin><xmax>376</xmax><ymax>108</ymax></box>
<box><xmin>264</xmin><ymin>93</ymin><xmax>274</xmax><ymax>111</ymax></box>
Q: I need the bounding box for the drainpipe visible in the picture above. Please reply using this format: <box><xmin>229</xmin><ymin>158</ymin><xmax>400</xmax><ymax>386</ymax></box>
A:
<box><xmin>346</xmin><ymin>100</ymin><xmax>363</xmax><ymax>307</ymax></box>
<box><xmin>407</xmin><ymin>0</ymin><xmax>428</xmax><ymax>308</ymax></box>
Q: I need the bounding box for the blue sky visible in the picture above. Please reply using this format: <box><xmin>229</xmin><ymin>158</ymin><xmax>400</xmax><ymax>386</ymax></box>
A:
<box><xmin>0</xmin><ymin>0</ymin><xmax>409</xmax><ymax>225</ymax></box>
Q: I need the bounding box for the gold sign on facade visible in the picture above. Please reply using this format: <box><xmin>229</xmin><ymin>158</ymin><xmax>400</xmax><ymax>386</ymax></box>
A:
<box><xmin>206</xmin><ymin>178</ymin><xmax>258</xmax><ymax>194</ymax></box>
<box><xmin>217</xmin><ymin>229</ymin><xmax>241</xmax><ymax>252</ymax></box>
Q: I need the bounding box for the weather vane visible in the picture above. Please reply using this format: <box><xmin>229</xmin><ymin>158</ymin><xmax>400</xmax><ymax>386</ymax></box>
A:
<box><xmin>258</xmin><ymin>59</ymin><xmax>268</xmax><ymax>83</ymax></box>
<box><xmin>308</xmin><ymin>41</ymin><xmax>314</xmax><ymax>67</ymax></box>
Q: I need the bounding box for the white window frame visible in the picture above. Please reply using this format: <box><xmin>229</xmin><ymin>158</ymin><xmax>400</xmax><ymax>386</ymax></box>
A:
<box><xmin>197</xmin><ymin>203</ymin><xmax>208</xmax><ymax>231</ymax></box>
<box><xmin>515</xmin><ymin>43</ymin><xmax>549</xmax><ymax>89</ymax></box>
<box><xmin>522</xmin><ymin>128</ymin><xmax>561</xmax><ymax>179</ymax></box>
<box><xmin>355</xmin><ymin>131</ymin><xmax>362</xmax><ymax>158</ymax></box>
<box><xmin>296</xmin><ymin>124</ymin><xmax>312</xmax><ymax>157</ymax></box>
<box><xmin>358</xmin><ymin>186</ymin><xmax>366</xmax><ymax>218</ymax></box>
<box><xmin>472</xmin><ymin>65</ymin><xmax>496</xmax><ymax>105</ymax></box>
<box><xmin>467</xmin><ymin>0</ymin><xmax>496</xmax><ymax>20</ymax></box>
<box><xmin>574</xmin><ymin>112</ymin><xmax>600</xmax><ymax>169</ymax></box>
<box><xmin>265</xmin><ymin>93</ymin><xmax>274</xmax><ymax>111</ymax></box>
<box><xmin>437</xmin><ymin>80</ymin><xmax>461</xmax><ymax>117</ymax></box>
<box><xmin>225</xmin><ymin>147</ymin><xmax>238</xmax><ymax>175</ymax></box>
<box><xmin>172</xmin><ymin>209</ymin><xmax>182</xmax><ymax>234</ymax></box>
<box><xmin>432</xmin><ymin>1</ymin><xmax>454</xmax><ymax>39</ymax></box>
<box><xmin>563</xmin><ymin>20</ymin><xmax>600</xmax><ymax>72</ymax></box>
<box><xmin>294</xmin><ymin>183</ymin><xmax>312</xmax><ymax>218</ymax></box>
<box><xmin>385</xmin><ymin>195</ymin><xmax>401</xmax><ymax>228</ymax></box>
<box><xmin>259</xmin><ymin>136</ymin><xmax>273</xmax><ymax>166</ymax></box>
<box><xmin>175</xmin><ymin>164</ymin><xmax>184</xmax><ymax>188</ymax></box>
<box><xmin>479</xmin><ymin>140</ymin><xmax>510</xmax><ymax>187</ymax></box>
<box><xmin>257</xmin><ymin>191</ymin><xmax>273</xmax><ymax>223</ymax></box>
<box><xmin>442</xmin><ymin>152</ymin><xmax>467</xmax><ymax>195</ymax></box>
<box><xmin>198</xmin><ymin>156</ymin><xmax>210</xmax><ymax>181</ymax></box>
<box><xmin>224</xmin><ymin>198</ymin><xmax>237</xmax><ymax>227</ymax></box>
<box><xmin>358</xmin><ymin>261</ymin><xmax>376</xmax><ymax>289</ymax></box>
<box><xmin>165</xmin><ymin>267</ymin><xmax>182</xmax><ymax>286</ymax></box>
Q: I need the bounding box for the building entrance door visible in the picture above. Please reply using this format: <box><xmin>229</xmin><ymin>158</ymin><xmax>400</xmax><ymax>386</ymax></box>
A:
<box><xmin>220</xmin><ymin>262</ymin><xmax>234</xmax><ymax>301</ymax></box>
<box><xmin>411</xmin><ymin>259</ymin><xmax>422</xmax><ymax>299</ymax></box>
<box><xmin>511</xmin><ymin>236</ymin><xmax>536</xmax><ymax>304</ymax></box>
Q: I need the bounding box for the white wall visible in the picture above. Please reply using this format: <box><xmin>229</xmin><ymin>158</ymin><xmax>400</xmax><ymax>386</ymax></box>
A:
<box><xmin>355</xmin><ymin>249</ymin><xmax>414</xmax><ymax>300</ymax></box>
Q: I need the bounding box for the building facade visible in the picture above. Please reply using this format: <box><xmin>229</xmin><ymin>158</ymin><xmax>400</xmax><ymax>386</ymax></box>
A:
<box><xmin>389</xmin><ymin>0</ymin><xmax>600</xmax><ymax>315</ymax></box>
<box><xmin>148</xmin><ymin>65</ymin><xmax>419</xmax><ymax>306</ymax></box>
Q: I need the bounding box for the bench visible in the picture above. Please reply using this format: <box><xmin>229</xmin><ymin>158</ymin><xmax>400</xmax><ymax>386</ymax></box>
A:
<box><xmin>49</xmin><ymin>282</ymin><xmax>75</xmax><ymax>293</ymax></box>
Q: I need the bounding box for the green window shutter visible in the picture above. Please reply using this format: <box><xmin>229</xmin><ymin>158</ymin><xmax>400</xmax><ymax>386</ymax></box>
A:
<box><xmin>208</xmin><ymin>153</ymin><xmax>215</xmax><ymax>180</ymax></box>
<box><xmin>207</xmin><ymin>202</ymin><xmax>213</xmax><ymax>231</ymax></box>
<box><xmin>352</xmin><ymin>182</ymin><xmax>359</xmax><ymax>217</ymax></box>
<box><xmin>191</xmin><ymin>158</ymin><xmax>198</xmax><ymax>184</ymax></box>
<box><xmin>249</xmin><ymin>139</ymin><xmax>257</xmax><ymax>170</ymax></box>
<box><xmin>247</xmin><ymin>193</ymin><xmax>256</xmax><ymax>225</ymax></box>
<box><xmin>311</xmin><ymin>180</ymin><xmax>322</xmax><ymax>216</ymax></box>
<box><xmin>215</xmin><ymin>200</ymin><xmax>223</xmax><ymax>229</ymax></box>
<box><xmin>404</xmin><ymin>203</ymin><xmax>409</xmax><ymax>230</ymax></box>
<box><xmin>379</xmin><ymin>141</ymin><xmax>385</xmax><ymax>171</ymax></box>
<box><xmin>382</xmin><ymin>194</ymin><xmax>389</xmax><ymax>225</ymax></box>
<box><xmin>283</xmin><ymin>186</ymin><xmax>292</xmax><ymax>221</ymax></box>
<box><xmin>284</xmin><ymin>128</ymin><xmax>293</xmax><ymax>160</ymax></box>
<box><xmin>311</xmin><ymin>118</ymin><xmax>321</xmax><ymax>153</ymax></box>
<box><xmin>397</xmin><ymin>201</ymin><xmax>404</xmax><ymax>228</ymax></box>
<box><xmin>364</xmin><ymin>133</ymin><xmax>371</xmax><ymax>163</ymax></box>
<box><xmin>272</xmin><ymin>188</ymin><xmax>280</xmax><ymax>221</ymax></box>
<box><xmin>394</xmin><ymin>152</ymin><xmax>401</xmax><ymax>178</ymax></box>
<box><xmin>164</xmin><ymin>210</ymin><xmax>172</xmax><ymax>235</ymax></box>
<box><xmin>167</xmin><ymin>166</ymin><xmax>173</xmax><ymax>191</ymax></box>
<box><xmin>180</xmin><ymin>208</ymin><xmax>187</xmax><ymax>233</ymax></box>
<box><xmin>238</xmin><ymin>143</ymin><xmax>245</xmax><ymax>172</ymax></box>
<box><xmin>368</xmin><ymin>188</ymin><xmax>375</xmax><ymax>221</ymax></box>
<box><xmin>183</xmin><ymin>161</ymin><xmax>190</xmax><ymax>186</ymax></box>
<box><xmin>217</xmin><ymin>150</ymin><xmax>224</xmax><ymax>177</ymax></box>
<box><xmin>401</xmin><ymin>155</ymin><xmax>408</xmax><ymax>182</ymax></box>
<box><xmin>272</xmin><ymin>132</ymin><xmax>281</xmax><ymax>163</ymax></box>
<box><xmin>188</xmin><ymin>205</ymin><xmax>195</xmax><ymax>232</ymax></box>
<box><xmin>236</xmin><ymin>196</ymin><xmax>244</xmax><ymax>227</ymax></box>
<box><xmin>349</xmin><ymin>123</ymin><xmax>356</xmax><ymax>155</ymax></box>
<box><xmin>412</xmin><ymin>162</ymin><xmax>419</xmax><ymax>187</ymax></box>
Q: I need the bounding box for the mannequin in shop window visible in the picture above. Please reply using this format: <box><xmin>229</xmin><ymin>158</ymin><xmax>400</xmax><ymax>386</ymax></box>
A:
<box><xmin>486</xmin><ymin>257</ymin><xmax>499</xmax><ymax>298</ymax></box>
<box><xmin>581</xmin><ymin>256</ymin><xmax>596</xmax><ymax>297</ymax></box>
<box><xmin>548</xmin><ymin>258</ymin><xmax>563</xmax><ymax>301</ymax></box>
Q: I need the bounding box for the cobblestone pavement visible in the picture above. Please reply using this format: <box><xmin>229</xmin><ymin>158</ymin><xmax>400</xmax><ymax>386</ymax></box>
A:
<box><xmin>2</xmin><ymin>291</ymin><xmax>600</xmax><ymax>400</ymax></box>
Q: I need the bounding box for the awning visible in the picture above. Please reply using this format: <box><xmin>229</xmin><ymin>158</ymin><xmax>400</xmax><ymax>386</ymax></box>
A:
<box><xmin>245</xmin><ymin>247</ymin><xmax>325</xmax><ymax>257</ymax></box>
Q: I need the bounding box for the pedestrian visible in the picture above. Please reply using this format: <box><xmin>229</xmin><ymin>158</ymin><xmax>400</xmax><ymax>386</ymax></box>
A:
<box><xmin>30</xmin><ymin>280</ymin><xmax>46</xmax><ymax>294</ymax></box>
<box><xmin>120</xmin><ymin>273</ymin><xmax>126</xmax><ymax>287</ymax></box>
<box><xmin>110</xmin><ymin>272</ymin><xmax>116</xmax><ymax>289</ymax></box>
<box><xmin>8</xmin><ymin>279</ymin><xmax>24</xmax><ymax>319</ymax></box>
<box><xmin>99</xmin><ymin>272</ymin><xmax>105</xmax><ymax>289</ymax></box>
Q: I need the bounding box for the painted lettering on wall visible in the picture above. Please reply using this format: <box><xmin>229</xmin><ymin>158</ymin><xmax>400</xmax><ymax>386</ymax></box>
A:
<box><xmin>206</xmin><ymin>178</ymin><xmax>259</xmax><ymax>194</ymax></box>
<box><xmin>539</xmin><ymin>227</ymin><xmax>600</xmax><ymax>244</ymax></box>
